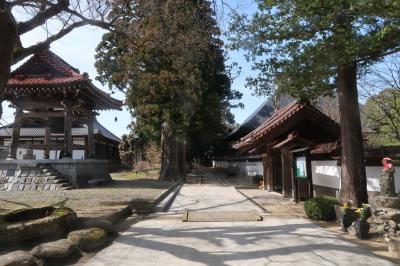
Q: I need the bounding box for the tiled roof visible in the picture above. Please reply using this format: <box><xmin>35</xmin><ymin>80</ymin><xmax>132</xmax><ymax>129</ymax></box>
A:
<box><xmin>6</xmin><ymin>50</ymin><xmax>123</xmax><ymax>111</ymax></box>
<box><xmin>9</xmin><ymin>50</ymin><xmax>85</xmax><ymax>86</ymax></box>
<box><xmin>234</xmin><ymin>101</ymin><xmax>340</xmax><ymax>151</ymax></box>
<box><xmin>227</xmin><ymin>95</ymin><xmax>293</xmax><ymax>141</ymax></box>
<box><xmin>310</xmin><ymin>141</ymin><xmax>341</xmax><ymax>155</ymax></box>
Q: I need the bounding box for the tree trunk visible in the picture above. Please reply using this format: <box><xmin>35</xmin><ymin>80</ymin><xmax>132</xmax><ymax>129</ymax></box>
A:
<box><xmin>0</xmin><ymin>3</ymin><xmax>17</xmax><ymax>119</ymax></box>
<box><xmin>160</xmin><ymin>122</ymin><xmax>186</xmax><ymax>182</ymax></box>
<box><xmin>337</xmin><ymin>62</ymin><xmax>368</xmax><ymax>207</ymax></box>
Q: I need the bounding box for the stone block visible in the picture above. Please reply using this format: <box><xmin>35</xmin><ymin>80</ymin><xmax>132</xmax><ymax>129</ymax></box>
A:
<box><xmin>37</xmin><ymin>184</ymin><xmax>44</xmax><ymax>190</ymax></box>
<box><xmin>50</xmin><ymin>184</ymin><xmax>56</xmax><ymax>191</ymax></box>
<box><xmin>25</xmin><ymin>177</ymin><xmax>32</xmax><ymax>184</ymax></box>
<box><xmin>29</xmin><ymin>170</ymin><xmax>37</xmax><ymax>176</ymax></box>
<box><xmin>31</xmin><ymin>184</ymin><xmax>37</xmax><ymax>191</ymax></box>
<box><xmin>6</xmin><ymin>169</ymin><xmax>15</xmax><ymax>176</ymax></box>
<box><xmin>44</xmin><ymin>184</ymin><xmax>50</xmax><ymax>190</ymax></box>
<box><xmin>31</xmin><ymin>239</ymin><xmax>75</xmax><ymax>259</ymax></box>
<box><xmin>0</xmin><ymin>207</ymin><xmax>77</xmax><ymax>245</ymax></box>
<box><xmin>24</xmin><ymin>184</ymin><xmax>31</xmax><ymax>191</ymax></box>
<box><xmin>389</xmin><ymin>220</ymin><xmax>398</xmax><ymax>229</ymax></box>
<box><xmin>67</xmin><ymin>228</ymin><xmax>108</xmax><ymax>251</ymax></box>
<box><xmin>21</xmin><ymin>170</ymin><xmax>29</xmax><ymax>177</ymax></box>
<box><xmin>389</xmin><ymin>238</ymin><xmax>400</xmax><ymax>258</ymax></box>
<box><xmin>18</xmin><ymin>184</ymin><xmax>24</xmax><ymax>191</ymax></box>
<box><xmin>0</xmin><ymin>250</ymin><xmax>36</xmax><ymax>266</ymax></box>
<box><xmin>375</xmin><ymin>196</ymin><xmax>400</xmax><ymax>209</ymax></box>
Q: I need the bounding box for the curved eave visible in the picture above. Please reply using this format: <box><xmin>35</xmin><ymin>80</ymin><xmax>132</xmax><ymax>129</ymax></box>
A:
<box><xmin>5</xmin><ymin>81</ymin><xmax>123</xmax><ymax>111</ymax></box>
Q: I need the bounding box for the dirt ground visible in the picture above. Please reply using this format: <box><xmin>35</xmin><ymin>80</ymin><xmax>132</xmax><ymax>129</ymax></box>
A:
<box><xmin>0</xmin><ymin>178</ymin><xmax>173</xmax><ymax>215</ymax></box>
<box><xmin>237</xmin><ymin>188</ymin><xmax>307</xmax><ymax>218</ymax></box>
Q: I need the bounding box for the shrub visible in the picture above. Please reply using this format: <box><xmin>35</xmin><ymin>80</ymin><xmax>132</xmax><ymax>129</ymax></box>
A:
<box><xmin>304</xmin><ymin>195</ymin><xmax>339</xmax><ymax>221</ymax></box>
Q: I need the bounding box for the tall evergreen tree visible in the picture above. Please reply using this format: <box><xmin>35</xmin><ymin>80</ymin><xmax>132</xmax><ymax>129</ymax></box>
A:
<box><xmin>230</xmin><ymin>0</ymin><xmax>400</xmax><ymax>206</ymax></box>
<box><xmin>95</xmin><ymin>0</ymin><xmax>241</xmax><ymax>180</ymax></box>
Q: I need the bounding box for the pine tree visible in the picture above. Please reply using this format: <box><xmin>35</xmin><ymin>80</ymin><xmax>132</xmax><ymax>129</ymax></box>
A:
<box><xmin>95</xmin><ymin>0</ymin><xmax>241</xmax><ymax>180</ymax></box>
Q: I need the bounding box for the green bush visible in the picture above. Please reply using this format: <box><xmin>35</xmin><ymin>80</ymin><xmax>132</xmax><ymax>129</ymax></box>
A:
<box><xmin>304</xmin><ymin>196</ymin><xmax>339</xmax><ymax>221</ymax></box>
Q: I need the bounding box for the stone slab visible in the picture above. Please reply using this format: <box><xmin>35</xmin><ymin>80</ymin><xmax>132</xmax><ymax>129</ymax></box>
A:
<box><xmin>183</xmin><ymin>210</ymin><xmax>262</xmax><ymax>222</ymax></box>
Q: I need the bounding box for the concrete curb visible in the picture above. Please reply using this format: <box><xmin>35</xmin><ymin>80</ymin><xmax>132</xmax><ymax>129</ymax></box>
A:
<box><xmin>153</xmin><ymin>184</ymin><xmax>182</xmax><ymax>212</ymax></box>
<box><xmin>153</xmin><ymin>182</ymin><xmax>180</xmax><ymax>206</ymax></box>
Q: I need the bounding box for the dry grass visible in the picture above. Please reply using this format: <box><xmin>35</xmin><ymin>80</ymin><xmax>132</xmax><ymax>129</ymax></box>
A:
<box><xmin>111</xmin><ymin>168</ymin><xmax>160</xmax><ymax>180</ymax></box>
<box><xmin>0</xmin><ymin>177</ymin><xmax>172</xmax><ymax>215</ymax></box>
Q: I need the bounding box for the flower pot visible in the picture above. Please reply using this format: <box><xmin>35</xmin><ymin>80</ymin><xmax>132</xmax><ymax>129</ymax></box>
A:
<box><xmin>355</xmin><ymin>220</ymin><xmax>370</xmax><ymax>239</ymax></box>
<box><xmin>340</xmin><ymin>215</ymin><xmax>353</xmax><ymax>232</ymax></box>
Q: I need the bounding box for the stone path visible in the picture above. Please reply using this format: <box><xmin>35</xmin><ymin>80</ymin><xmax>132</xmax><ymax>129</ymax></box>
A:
<box><xmin>83</xmin><ymin>185</ymin><xmax>395</xmax><ymax>266</ymax></box>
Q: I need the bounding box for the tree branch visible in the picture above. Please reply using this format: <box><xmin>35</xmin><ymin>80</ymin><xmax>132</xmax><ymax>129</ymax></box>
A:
<box><xmin>18</xmin><ymin>0</ymin><xmax>69</xmax><ymax>35</ymax></box>
<box><xmin>12</xmin><ymin>20</ymin><xmax>85</xmax><ymax>64</ymax></box>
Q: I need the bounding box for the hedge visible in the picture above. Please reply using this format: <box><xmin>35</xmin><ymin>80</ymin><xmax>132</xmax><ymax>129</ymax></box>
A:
<box><xmin>304</xmin><ymin>195</ymin><xmax>339</xmax><ymax>221</ymax></box>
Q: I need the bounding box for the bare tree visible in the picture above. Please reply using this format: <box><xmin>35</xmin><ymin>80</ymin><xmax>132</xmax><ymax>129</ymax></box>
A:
<box><xmin>0</xmin><ymin>0</ymin><xmax>117</xmax><ymax>118</ymax></box>
<box><xmin>359</xmin><ymin>54</ymin><xmax>400</xmax><ymax>145</ymax></box>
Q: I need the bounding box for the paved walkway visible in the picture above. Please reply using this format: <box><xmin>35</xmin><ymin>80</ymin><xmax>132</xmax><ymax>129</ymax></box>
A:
<box><xmin>84</xmin><ymin>185</ymin><xmax>394</xmax><ymax>266</ymax></box>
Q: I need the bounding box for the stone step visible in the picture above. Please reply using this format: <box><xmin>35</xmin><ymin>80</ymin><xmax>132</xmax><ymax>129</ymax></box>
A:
<box><xmin>56</xmin><ymin>183</ymin><xmax>71</xmax><ymax>188</ymax></box>
<box><xmin>59</xmin><ymin>186</ymin><xmax>73</xmax><ymax>190</ymax></box>
<box><xmin>55</xmin><ymin>184</ymin><xmax>72</xmax><ymax>190</ymax></box>
<box><xmin>52</xmin><ymin>179</ymin><xmax>68</xmax><ymax>184</ymax></box>
<box><xmin>41</xmin><ymin>171</ymin><xmax>58</xmax><ymax>176</ymax></box>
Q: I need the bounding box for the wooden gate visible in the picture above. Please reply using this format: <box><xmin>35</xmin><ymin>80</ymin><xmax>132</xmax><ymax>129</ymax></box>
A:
<box><xmin>292</xmin><ymin>149</ymin><xmax>313</xmax><ymax>202</ymax></box>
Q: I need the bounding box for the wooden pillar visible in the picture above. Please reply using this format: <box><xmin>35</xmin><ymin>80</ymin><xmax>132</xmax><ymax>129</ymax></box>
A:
<box><xmin>88</xmin><ymin>112</ymin><xmax>95</xmax><ymax>158</ymax></box>
<box><xmin>266</xmin><ymin>150</ymin><xmax>274</xmax><ymax>192</ymax></box>
<box><xmin>281</xmin><ymin>148</ymin><xmax>292</xmax><ymax>197</ymax></box>
<box><xmin>292</xmin><ymin>154</ymin><xmax>298</xmax><ymax>202</ymax></box>
<box><xmin>44</xmin><ymin>125</ymin><xmax>50</xmax><ymax>159</ymax></box>
<box><xmin>62</xmin><ymin>100</ymin><xmax>73</xmax><ymax>158</ymax></box>
<box><xmin>7</xmin><ymin>107</ymin><xmax>23</xmax><ymax>159</ymax></box>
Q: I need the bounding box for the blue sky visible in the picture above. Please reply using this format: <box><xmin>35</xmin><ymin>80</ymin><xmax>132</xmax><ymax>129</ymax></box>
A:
<box><xmin>3</xmin><ymin>0</ymin><xmax>265</xmax><ymax>137</ymax></box>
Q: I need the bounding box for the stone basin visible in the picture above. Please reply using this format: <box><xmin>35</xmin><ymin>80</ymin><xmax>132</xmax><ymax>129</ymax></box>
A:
<box><xmin>0</xmin><ymin>206</ymin><xmax>77</xmax><ymax>246</ymax></box>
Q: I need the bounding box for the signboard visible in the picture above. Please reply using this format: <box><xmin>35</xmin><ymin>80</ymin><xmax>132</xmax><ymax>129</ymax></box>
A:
<box><xmin>295</xmin><ymin>156</ymin><xmax>307</xmax><ymax>179</ymax></box>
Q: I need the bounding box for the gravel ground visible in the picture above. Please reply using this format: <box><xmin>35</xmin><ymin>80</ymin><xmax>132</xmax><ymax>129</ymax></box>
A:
<box><xmin>0</xmin><ymin>179</ymin><xmax>173</xmax><ymax>214</ymax></box>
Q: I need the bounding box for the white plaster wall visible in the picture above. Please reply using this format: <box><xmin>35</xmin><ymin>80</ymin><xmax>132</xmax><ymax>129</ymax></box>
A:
<box><xmin>311</xmin><ymin>161</ymin><xmax>341</xmax><ymax>189</ymax></box>
<box><xmin>212</xmin><ymin>160</ymin><xmax>263</xmax><ymax>177</ymax></box>
<box><xmin>73</xmin><ymin>150</ymin><xmax>85</xmax><ymax>159</ymax></box>
<box><xmin>13</xmin><ymin>149</ymin><xmax>86</xmax><ymax>160</ymax></box>
<box><xmin>33</xmin><ymin>149</ymin><xmax>44</xmax><ymax>159</ymax></box>
<box><xmin>312</xmin><ymin>160</ymin><xmax>400</xmax><ymax>193</ymax></box>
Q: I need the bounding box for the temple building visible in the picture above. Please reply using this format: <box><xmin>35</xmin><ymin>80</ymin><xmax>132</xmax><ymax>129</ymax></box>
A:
<box><xmin>214</xmin><ymin>98</ymin><xmax>400</xmax><ymax>203</ymax></box>
<box><xmin>0</xmin><ymin>119</ymin><xmax>120</xmax><ymax>162</ymax></box>
<box><xmin>0</xmin><ymin>50</ymin><xmax>123</xmax><ymax>191</ymax></box>
<box><xmin>2</xmin><ymin>50</ymin><xmax>122</xmax><ymax>161</ymax></box>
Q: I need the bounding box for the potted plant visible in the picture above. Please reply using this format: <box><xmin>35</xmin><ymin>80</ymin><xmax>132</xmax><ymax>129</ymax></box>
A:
<box><xmin>334</xmin><ymin>200</ymin><xmax>355</xmax><ymax>232</ymax></box>
<box><xmin>354</xmin><ymin>203</ymin><xmax>370</xmax><ymax>239</ymax></box>
<box><xmin>340</xmin><ymin>200</ymin><xmax>354</xmax><ymax>232</ymax></box>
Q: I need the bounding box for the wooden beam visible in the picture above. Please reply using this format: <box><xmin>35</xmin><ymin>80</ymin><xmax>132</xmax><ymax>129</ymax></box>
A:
<box><xmin>88</xmin><ymin>112</ymin><xmax>95</xmax><ymax>158</ymax></box>
<box><xmin>18</xmin><ymin>143</ymin><xmax>85</xmax><ymax>150</ymax></box>
<box><xmin>44</xmin><ymin>126</ymin><xmax>50</xmax><ymax>159</ymax></box>
<box><xmin>62</xmin><ymin>100</ymin><xmax>73</xmax><ymax>158</ymax></box>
